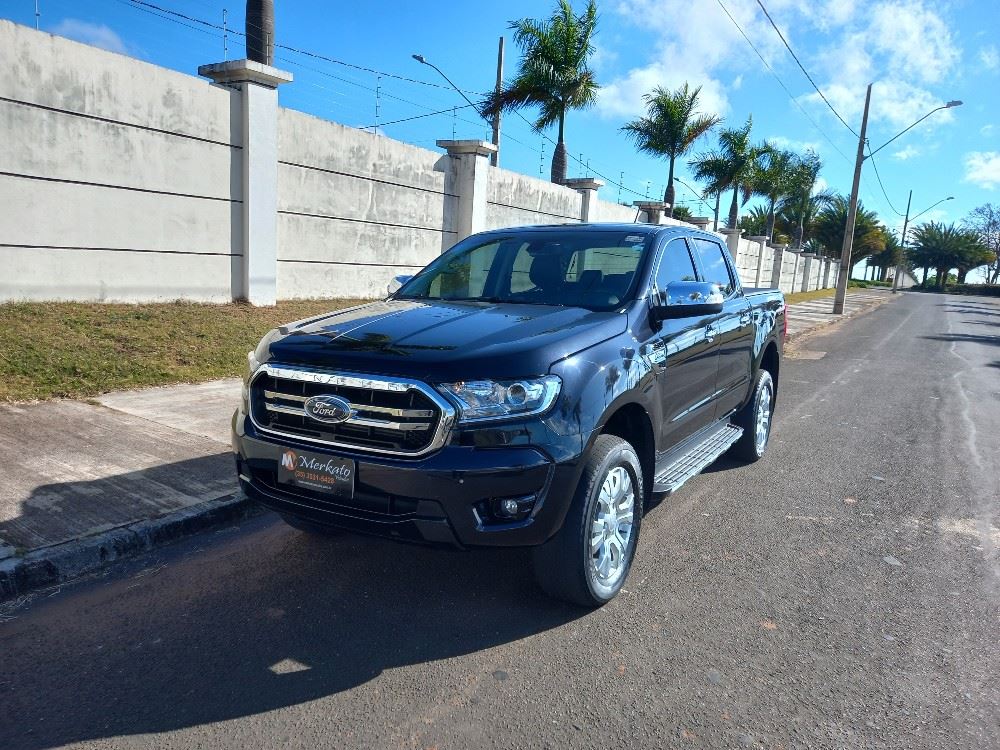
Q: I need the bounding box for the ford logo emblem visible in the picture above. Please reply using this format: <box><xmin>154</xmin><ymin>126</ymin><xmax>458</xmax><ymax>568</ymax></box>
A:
<box><xmin>303</xmin><ymin>395</ymin><xmax>354</xmax><ymax>424</ymax></box>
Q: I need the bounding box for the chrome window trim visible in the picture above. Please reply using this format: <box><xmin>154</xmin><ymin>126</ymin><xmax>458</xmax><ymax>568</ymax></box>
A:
<box><xmin>248</xmin><ymin>364</ymin><xmax>456</xmax><ymax>457</ymax></box>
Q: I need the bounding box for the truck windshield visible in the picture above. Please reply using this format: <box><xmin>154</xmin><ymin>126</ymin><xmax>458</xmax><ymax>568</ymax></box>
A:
<box><xmin>395</xmin><ymin>230</ymin><xmax>651</xmax><ymax>311</ymax></box>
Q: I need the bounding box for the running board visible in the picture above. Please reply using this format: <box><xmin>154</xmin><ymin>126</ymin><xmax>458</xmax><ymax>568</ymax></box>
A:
<box><xmin>652</xmin><ymin>423</ymin><xmax>743</xmax><ymax>495</ymax></box>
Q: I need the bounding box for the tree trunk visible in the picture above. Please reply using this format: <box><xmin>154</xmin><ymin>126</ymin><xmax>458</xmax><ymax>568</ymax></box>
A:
<box><xmin>550</xmin><ymin>110</ymin><xmax>567</xmax><ymax>184</ymax></box>
<box><xmin>936</xmin><ymin>267</ymin><xmax>948</xmax><ymax>290</ymax></box>
<box><xmin>765</xmin><ymin>199</ymin><xmax>776</xmax><ymax>241</ymax></box>
<box><xmin>957</xmin><ymin>268</ymin><xmax>968</xmax><ymax>284</ymax></box>
<box><xmin>245</xmin><ymin>0</ymin><xmax>275</xmax><ymax>65</ymax></box>
<box><xmin>921</xmin><ymin>266</ymin><xmax>929</xmax><ymax>285</ymax></box>
<box><xmin>728</xmin><ymin>186</ymin><xmax>739</xmax><ymax>229</ymax></box>
<box><xmin>713</xmin><ymin>194</ymin><xmax>720</xmax><ymax>232</ymax></box>
<box><xmin>990</xmin><ymin>262</ymin><xmax>1000</xmax><ymax>284</ymax></box>
<box><xmin>664</xmin><ymin>157</ymin><xmax>676</xmax><ymax>217</ymax></box>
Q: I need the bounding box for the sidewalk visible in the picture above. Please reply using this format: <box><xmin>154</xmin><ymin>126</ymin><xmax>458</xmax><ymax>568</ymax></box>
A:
<box><xmin>0</xmin><ymin>290</ymin><xmax>898</xmax><ymax>598</ymax></box>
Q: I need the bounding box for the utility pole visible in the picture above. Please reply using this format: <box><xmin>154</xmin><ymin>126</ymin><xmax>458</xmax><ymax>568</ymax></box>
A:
<box><xmin>491</xmin><ymin>37</ymin><xmax>504</xmax><ymax>168</ymax></box>
<box><xmin>34</xmin><ymin>0</ymin><xmax>40</xmax><ymax>30</ymax></box>
<box><xmin>832</xmin><ymin>83</ymin><xmax>872</xmax><ymax>315</ymax></box>
<box><xmin>891</xmin><ymin>190</ymin><xmax>912</xmax><ymax>293</ymax></box>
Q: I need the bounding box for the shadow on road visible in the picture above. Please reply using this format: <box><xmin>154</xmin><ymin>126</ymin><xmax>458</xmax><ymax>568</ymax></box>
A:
<box><xmin>2</xmin><ymin>496</ymin><xmax>584</xmax><ymax>749</ymax></box>
<box><xmin>922</xmin><ymin>332</ymin><xmax>1000</xmax><ymax>347</ymax></box>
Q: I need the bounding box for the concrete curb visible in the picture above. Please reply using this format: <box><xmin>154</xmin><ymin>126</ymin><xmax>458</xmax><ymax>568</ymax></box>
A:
<box><xmin>0</xmin><ymin>492</ymin><xmax>261</xmax><ymax>600</ymax></box>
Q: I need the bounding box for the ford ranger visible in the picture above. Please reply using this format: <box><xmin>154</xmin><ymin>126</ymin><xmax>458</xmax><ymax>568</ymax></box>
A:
<box><xmin>233</xmin><ymin>223</ymin><xmax>786</xmax><ymax>606</ymax></box>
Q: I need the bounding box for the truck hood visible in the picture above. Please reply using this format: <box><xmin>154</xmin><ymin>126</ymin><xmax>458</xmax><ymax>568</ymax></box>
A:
<box><xmin>264</xmin><ymin>299</ymin><xmax>628</xmax><ymax>381</ymax></box>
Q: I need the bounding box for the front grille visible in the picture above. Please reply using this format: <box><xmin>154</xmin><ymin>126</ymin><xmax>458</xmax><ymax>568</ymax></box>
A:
<box><xmin>249</xmin><ymin>365</ymin><xmax>452</xmax><ymax>456</ymax></box>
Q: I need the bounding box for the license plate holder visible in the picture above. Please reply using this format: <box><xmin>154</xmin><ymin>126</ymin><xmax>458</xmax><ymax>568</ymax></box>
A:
<box><xmin>277</xmin><ymin>447</ymin><xmax>355</xmax><ymax>499</ymax></box>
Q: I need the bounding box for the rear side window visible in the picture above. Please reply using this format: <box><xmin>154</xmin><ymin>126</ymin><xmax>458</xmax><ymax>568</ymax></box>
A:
<box><xmin>691</xmin><ymin>238</ymin><xmax>736</xmax><ymax>296</ymax></box>
<box><xmin>653</xmin><ymin>238</ymin><xmax>698</xmax><ymax>291</ymax></box>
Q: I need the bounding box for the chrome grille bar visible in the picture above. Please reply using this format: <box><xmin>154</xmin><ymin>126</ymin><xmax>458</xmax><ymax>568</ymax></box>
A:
<box><xmin>263</xmin><ymin>390</ymin><xmax>434</xmax><ymax>418</ymax></box>
<box><xmin>263</xmin><ymin>402</ymin><xmax>432</xmax><ymax>431</ymax></box>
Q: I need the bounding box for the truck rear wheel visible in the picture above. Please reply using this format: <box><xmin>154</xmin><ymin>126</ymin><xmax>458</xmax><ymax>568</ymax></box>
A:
<box><xmin>729</xmin><ymin>369</ymin><xmax>774</xmax><ymax>463</ymax></box>
<box><xmin>532</xmin><ymin>434</ymin><xmax>643</xmax><ymax>607</ymax></box>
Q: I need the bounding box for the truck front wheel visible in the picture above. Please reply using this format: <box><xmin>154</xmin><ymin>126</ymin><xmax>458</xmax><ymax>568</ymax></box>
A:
<box><xmin>532</xmin><ymin>434</ymin><xmax>643</xmax><ymax>607</ymax></box>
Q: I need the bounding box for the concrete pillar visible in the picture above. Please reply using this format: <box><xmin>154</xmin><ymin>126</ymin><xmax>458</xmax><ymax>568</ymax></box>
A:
<box><xmin>822</xmin><ymin>257</ymin><xmax>833</xmax><ymax>289</ymax></box>
<box><xmin>691</xmin><ymin>216</ymin><xmax>711</xmax><ymax>231</ymax></box>
<box><xmin>632</xmin><ymin>201</ymin><xmax>668</xmax><ymax>224</ymax></box>
<box><xmin>564</xmin><ymin>178</ymin><xmax>604</xmax><ymax>222</ymax></box>
<box><xmin>437</xmin><ymin>140</ymin><xmax>497</xmax><ymax>242</ymax></box>
<box><xmin>199</xmin><ymin>59</ymin><xmax>292</xmax><ymax>306</ymax></box>
<box><xmin>800</xmin><ymin>253</ymin><xmax>817</xmax><ymax>292</ymax></box>
<box><xmin>720</xmin><ymin>228</ymin><xmax>742</xmax><ymax>258</ymax></box>
<box><xmin>770</xmin><ymin>244</ymin><xmax>785</xmax><ymax>289</ymax></box>
<box><xmin>748</xmin><ymin>236</ymin><xmax>768</xmax><ymax>286</ymax></box>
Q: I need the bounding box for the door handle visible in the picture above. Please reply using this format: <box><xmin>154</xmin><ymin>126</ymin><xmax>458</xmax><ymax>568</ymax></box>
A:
<box><xmin>740</xmin><ymin>311</ymin><xmax>752</xmax><ymax>326</ymax></box>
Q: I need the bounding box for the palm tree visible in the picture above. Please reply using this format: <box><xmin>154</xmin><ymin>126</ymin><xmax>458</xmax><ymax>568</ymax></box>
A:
<box><xmin>245</xmin><ymin>0</ymin><xmax>274</xmax><ymax>64</ymax></box>
<box><xmin>777</xmin><ymin>151</ymin><xmax>833</xmax><ymax>249</ymax></box>
<box><xmin>911</xmin><ymin>223</ymin><xmax>993</xmax><ymax>287</ymax></box>
<box><xmin>737</xmin><ymin>206</ymin><xmax>771</xmax><ymax>236</ymax></box>
<box><xmin>671</xmin><ymin>205</ymin><xmax>695</xmax><ymax>222</ymax></box>
<box><xmin>813</xmin><ymin>196</ymin><xmax>885</xmax><ymax>269</ymax></box>
<box><xmin>752</xmin><ymin>147</ymin><xmax>795</xmax><ymax>241</ymax></box>
<box><xmin>689</xmin><ymin>116</ymin><xmax>769</xmax><ymax>229</ymax></box>
<box><xmin>482</xmin><ymin>0</ymin><xmax>599</xmax><ymax>184</ymax></box>
<box><xmin>620</xmin><ymin>84</ymin><xmax>720</xmax><ymax>217</ymax></box>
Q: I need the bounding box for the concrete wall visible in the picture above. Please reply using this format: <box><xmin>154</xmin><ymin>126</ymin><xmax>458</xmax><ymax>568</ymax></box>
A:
<box><xmin>484</xmin><ymin>168</ymin><xmax>581</xmax><ymax>230</ymax></box>
<box><xmin>0</xmin><ymin>21</ymin><xmax>843</xmax><ymax>304</ymax></box>
<box><xmin>0</xmin><ymin>20</ymin><xmax>241</xmax><ymax>303</ymax></box>
<box><xmin>276</xmin><ymin>109</ymin><xmax>455</xmax><ymax>299</ymax></box>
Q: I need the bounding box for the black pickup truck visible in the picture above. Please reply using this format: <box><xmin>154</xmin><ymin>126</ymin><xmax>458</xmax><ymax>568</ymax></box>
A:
<box><xmin>233</xmin><ymin>223</ymin><xmax>785</xmax><ymax>606</ymax></box>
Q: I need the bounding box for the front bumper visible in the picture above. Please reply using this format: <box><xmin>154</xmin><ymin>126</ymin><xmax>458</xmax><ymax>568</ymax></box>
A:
<box><xmin>233</xmin><ymin>409</ymin><xmax>583</xmax><ymax>547</ymax></box>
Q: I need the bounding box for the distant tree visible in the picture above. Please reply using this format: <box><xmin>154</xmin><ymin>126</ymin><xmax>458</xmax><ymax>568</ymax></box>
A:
<box><xmin>620</xmin><ymin>84</ymin><xmax>720</xmax><ymax>218</ymax></box>
<box><xmin>482</xmin><ymin>0</ymin><xmax>599</xmax><ymax>184</ymax></box>
<box><xmin>869</xmin><ymin>229</ymin><xmax>903</xmax><ymax>281</ymax></box>
<box><xmin>751</xmin><ymin>147</ymin><xmax>796</xmax><ymax>241</ymax></box>
<box><xmin>908</xmin><ymin>222</ymin><xmax>989</xmax><ymax>289</ymax></box>
<box><xmin>777</xmin><ymin>151</ymin><xmax>833</xmax><ymax>249</ymax></box>
<box><xmin>738</xmin><ymin>206</ymin><xmax>770</xmax><ymax>236</ymax></box>
<box><xmin>689</xmin><ymin>116</ymin><xmax>769</xmax><ymax>229</ymax></box>
<box><xmin>670</xmin><ymin>205</ymin><xmax>695</xmax><ymax>222</ymax></box>
<box><xmin>962</xmin><ymin>203</ymin><xmax>1000</xmax><ymax>284</ymax></box>
<box><xmin>813</xmin><ymin>196</ymin><xmax>885</xmax><ymax>269</ymax></box>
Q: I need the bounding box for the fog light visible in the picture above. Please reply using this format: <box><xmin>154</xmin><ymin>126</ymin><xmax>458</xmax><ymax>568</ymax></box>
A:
<box><xmin>487</xmin><ymin>494</ymin><xmax>537</xmax><ymax>523</ymax></box>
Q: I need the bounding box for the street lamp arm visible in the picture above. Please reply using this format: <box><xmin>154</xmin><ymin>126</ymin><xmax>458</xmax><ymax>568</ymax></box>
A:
<box><xmin>412</xmin><ymin>55</ymin><xmax>486</xmax><ymax>118</ymax></box>
<box><xmin>909</xmin><ymin>196</ymin><xmax>954</xmax><ymax>225</ymax></box>
<box><xmin>866</xmin><ymin>101</ymin><xmax>962</xmax><ymax>160</ymax></box>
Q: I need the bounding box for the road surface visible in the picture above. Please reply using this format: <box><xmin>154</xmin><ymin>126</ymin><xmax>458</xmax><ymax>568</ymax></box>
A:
<box><xmin>2</xmin><ymin>291</ymin><xmax>998</xmax><ymax>749</ymax></box>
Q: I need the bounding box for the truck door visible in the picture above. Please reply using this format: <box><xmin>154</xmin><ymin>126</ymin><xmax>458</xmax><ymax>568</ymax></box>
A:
<box><xmin>689</xmin><ymin>237</ymin><xmax>755</xmax><ymax>419</ymax></box>
<box><xmin>647</xmin><ymin>237</ymin><xmax>721</xmax><ymax>448</ymax></box>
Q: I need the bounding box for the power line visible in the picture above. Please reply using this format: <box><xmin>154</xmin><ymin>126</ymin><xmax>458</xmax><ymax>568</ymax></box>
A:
<box><xmin>865</xmin><ymin>146</ymin><xmax>906</xmax><ymax>217</ymax></box>
<box><xmin>360</xmin><ymin>102</ymin><xmax>481</xmax><ymax>130</ymax></box>
<box><xmin>754</xmin><ymin>0</ymin><xmax>859</xmax><ymax>137</ymax></box>
<box><xmin>120</xmin><ymin>0</ymin><xmax>481</xmax><ymax>93</ymax></box>
<box><xmin>714</xmin><ymin>0</ymin><xmax>853</xmax><ymax>165</ymax></box>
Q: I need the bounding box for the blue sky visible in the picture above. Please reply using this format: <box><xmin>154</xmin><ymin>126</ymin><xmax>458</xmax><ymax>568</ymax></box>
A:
<box><xmin>5</xmin><ymin>0</ymin><xmax>1000</xmax><ymax>255</ymax></box>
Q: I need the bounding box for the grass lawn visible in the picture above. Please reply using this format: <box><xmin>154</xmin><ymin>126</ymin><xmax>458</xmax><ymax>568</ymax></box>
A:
<box><xmin>783</xmin><ymin>288</ymin><xmax>835</xmax><ymax>305</ymax></box>
<box><xmin>0</xmin><ymin>299</ymin><xmax>362</xmax><ymax>402</ymax></box>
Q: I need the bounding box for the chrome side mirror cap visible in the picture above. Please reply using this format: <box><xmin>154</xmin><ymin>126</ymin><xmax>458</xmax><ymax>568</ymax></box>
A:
<box><xmin>386</xmin><ymin>274</ymin><xmax>413</xmax><ymax>296</ymax></box>
<box><xmin>653</xmin><ymin>281</ymin><xmax>725</xmax><ymax>319</ymax></box>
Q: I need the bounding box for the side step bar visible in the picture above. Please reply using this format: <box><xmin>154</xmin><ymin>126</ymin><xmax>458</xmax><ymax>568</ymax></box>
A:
<box><xmin>652</xmin><ymin>423</ymin><xmax>743</xmax><ymax>495</ymax></box>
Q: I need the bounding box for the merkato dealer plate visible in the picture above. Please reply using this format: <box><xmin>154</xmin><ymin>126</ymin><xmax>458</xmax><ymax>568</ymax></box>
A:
<box><xmin>277</xmin><ymin>447</ymin><xmax>355</xmax><ymax>499</ymax></box>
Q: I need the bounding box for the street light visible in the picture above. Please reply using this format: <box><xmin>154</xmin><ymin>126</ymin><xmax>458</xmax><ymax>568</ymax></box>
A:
<box><xmin>832</xmin><ymin>90</ymin><xmax>962</xmax><ymax>314</ymax></box>
<box><xmin>413</xmin><ymin>51</ymin><xmax>503</xmax><ymax>167</ymax></box>
<box><xmin>890</xmin><ymin>194</ymin><xmax>954</xmax><ymax>292</ymax></box>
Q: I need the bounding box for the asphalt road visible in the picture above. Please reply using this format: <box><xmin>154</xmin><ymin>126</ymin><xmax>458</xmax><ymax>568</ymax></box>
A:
<box><xmin>2</xmin><ymin>291</ymin><xmax>998</xmax><ymax>750</ymax></box>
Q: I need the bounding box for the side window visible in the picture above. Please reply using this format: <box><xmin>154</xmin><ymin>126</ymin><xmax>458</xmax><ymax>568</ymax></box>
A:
<box><xmin>691</xmin><ymin>238</ymin><xmax>736</xmax><ymax>296</ymax></box>
<box><xmin>654</xmin><ymin>238</ymin><xmax>698</xmax><ymax>291</ymax></box>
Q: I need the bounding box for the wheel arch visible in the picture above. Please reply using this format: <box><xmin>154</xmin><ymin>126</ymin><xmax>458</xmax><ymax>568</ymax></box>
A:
<box><xmin>593</xmin><ymin>402</ymin><xmax>655</xmax><ymax>511</ymax></box>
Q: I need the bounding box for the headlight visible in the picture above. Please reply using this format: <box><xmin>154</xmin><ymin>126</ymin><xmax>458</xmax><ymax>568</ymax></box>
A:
<box><xmin>438</xmin><ymin>376</ymin><xmax>561</xmax><ymax>423</ymax></box>
<box><xmin>246</xmin><ymin>350</ymin><xmax>262</xmax><ymax>380</ymax></box>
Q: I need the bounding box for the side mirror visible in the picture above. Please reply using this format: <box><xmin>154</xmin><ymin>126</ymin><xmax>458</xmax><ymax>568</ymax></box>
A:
<box><xmin>386</xmin><ymin>274</ymin><xmax>413</xmax><ymax>296</ymax></box>
<box><xmin>652</xmin><ymin>281</ymin><xmax>725</xmax><ymax>320</ymax></box>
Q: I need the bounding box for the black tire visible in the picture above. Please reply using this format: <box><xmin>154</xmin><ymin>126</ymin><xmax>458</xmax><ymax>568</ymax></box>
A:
<box><xmin>728</xmin><ymin>369</ymin><xmax>774</xmax><ymax>463</ymax></box>
<box><xmin>532</xmin><ymin>434</ymin><xmax>643</xmax><ymax>607</ymax></box>
<box><xmin>279</xmin><ymin>513</ymin><xmax>343</xmax><ymax>536</ymax></box>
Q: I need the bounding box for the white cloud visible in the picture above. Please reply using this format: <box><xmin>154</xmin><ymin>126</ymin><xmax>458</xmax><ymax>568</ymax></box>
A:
<box><xmin>964</xmin><ymin>152</ymin><xmax>1000</xmax><ymax>190</ymax></box>
<box><xmin>982</xmin><ymin>124</ymin><xmax>996</xmax><ymax>137</ymax></box>
<box><xmin>806</xmin><ymin>1</ymin><xmax>961</xmax><ymax>132</ymax></box>
<box><xmin>893</xmin><ymin>144</ymin><xmax>920</xmax><ymax>160</ymax></box>
<box><xmin>599</xmin><ymin>64</ymin><xmax>731</xmax><ymax>119</ymax></box>
<box><xmin>50</xmin><ymin>19</ymin><xmax>129</xmax><ymax>55</ymax></box>
<box><xmin>767</xmin><ymin>135</ymin><xmax>821</xmax><ymax>152</ymax></box>
<box><xmin>979</xmin><ymin>45</ymin><xmax>1000</xmax><ymax>71</ymax></box>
